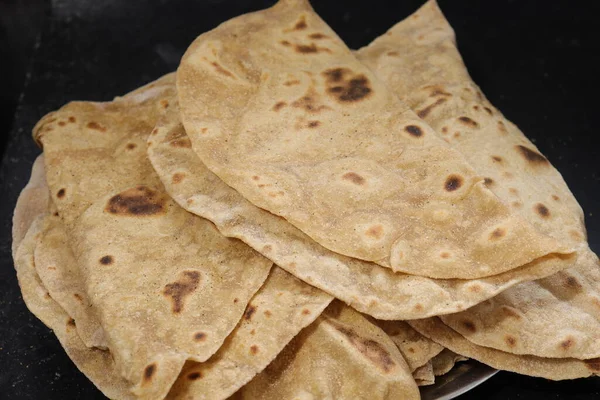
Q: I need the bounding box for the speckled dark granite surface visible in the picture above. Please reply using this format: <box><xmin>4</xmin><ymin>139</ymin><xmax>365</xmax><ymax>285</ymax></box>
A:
<box><xmin>0</xmin><ymin>1</ymin><xmax>599</xmax><ymax>398</ymax></box>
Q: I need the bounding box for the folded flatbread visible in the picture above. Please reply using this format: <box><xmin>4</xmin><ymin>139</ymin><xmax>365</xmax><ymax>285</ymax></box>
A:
<box><xmin>32</xmin><ymin>76</ymin><xmax>272</xmax><ymax>399</ymax></box>
<box><xmin>177</xmin><ymin>0</ymin><xmax>570</xmax><ymax>279</ymax></box>
<box><xmin>147</xmin><ymin>100</ymin><xmax>569</xmax><ymax>321</ymax></box>
<box><xmin>358</xmin><ymin>0</ymin><xmax>600</xmax><ymax>360</ymax></box>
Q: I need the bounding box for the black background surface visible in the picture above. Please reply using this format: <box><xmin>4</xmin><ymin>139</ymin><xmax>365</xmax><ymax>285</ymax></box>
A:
<box><xmin>1</xmin><ymin>0</ymin><xmax>599</xmax><ymax>399</ymax></box>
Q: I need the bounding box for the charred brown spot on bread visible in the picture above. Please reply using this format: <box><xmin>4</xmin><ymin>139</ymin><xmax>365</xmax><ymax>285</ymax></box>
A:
<box><xmin>250</xmin><ymin>345</ymin><xmax>259</xmax><ymax>355</ymax></box>
<box><xmin>272</xmin><ymin>101</ymin><xmax>287</xmax><ymax>111</ymax></box>
<box><xmin>444</xmin><ymin>175</ymin><xmax>463</xmax><ymax>192</ymax></box>
<box><xmin>57</xmin><ymin>188</ymin><xmax>66</xmax><ymax>199</ymax></box>
<box><xmin>516</xmin><ymin>145</ymin><xmax>549</xmax><ymax>165</ymax></box>
<box><xmin>99</xmin><ymin>255</ymin><xmax>113</xmax><ymax>265</ymax></box>
<box><xmin>509</xmin><ymin>188</ymin><xmax>519</xmax><ymax>196</ymax></box>
<box><xmin>585</xmin><ymin>358</ymin><xmax>600</xmax><ymax>372</ymax></box>
<box><xmin>307</xmin><ymin>120</ymin><xmax>321</xmax><ymax>128</ymax></box>
<box><xmin>244</xmin><ymin>305</ymin><xmax>257</xmax><ymax>320</ymax></box>
<box><xmin>160</xmin><ymin>99</ymin><xmax>169</xmax><ymax>109</ymax></box>
<box><xmin>535</xmin><ymin>203</ymin><xmax>550</xmax><ymax>218</ymax></box>
<box><xmin>106</xmin><ymin>186</ymin><xmax>166</xmax><ymax>216</ymax></box>
<box><xmin>172</xmin><ymin>173</ymin><xmax>186</xmax><ymax>184</ymax></box>
<box><xmin>490</xmin><ymin>228</ymin><xmax>506</xmax><ymax>240</ymax></box>
<box><xmin>441</xmin><ymin>126</ymin><xmax>448</xmax><ymax>134</ymax></box>
<box><xmin>295</xmin><ymin>43</ymin><xmax>331</xmax><ymax>54</ymax></box>
<box><xmin>484</xmin><ymin>177</ymin><xmax>494</xmax><ymax>186</ymax></box>
<box><xmin>309</xmin><ymin>33</ymin><xmax>328</xmax><ymax>39</ymax></box>
<box><xmin>453</xmin><ymin>132</ymin><xmax>461</xmax><ymax>139</ymax></box>
<box><xmin>417</xmin><ymin>98</ymin><xmax>447</xmax><ymax>118</ymax></box>
<box><xmin>491</xmin><ymin>156</ymin><xmax>503</xmax><ymax>163</ymax></box>
<box><xmin>500</xmin><ymin>306</ymin><xmax>522</xmax><ymax>320</ymax></box>
<box><xmin>291</xmin><ymin>89</ymin><xmax>329</xmax><ymax>113</ymax></box>
<box><xmin>187</xmin><ymin>372</ymin><xmax>202</xmax><ymax>380</ymax></box>
<box><xmin>73</xmin><ymin>293</ymin><xmax>83</xmax><ymax>302</ymax></box>
<box><xmin>473</xmin><ymin>105</ymin><xmax>480</xmax><ymax>111</ymax></box>
<box><xmin>67</xmin><ymin>318</ymin><xmax>76</xmax><ymax>327</ymax></box>
<box><xmin>414</xmin><ymin>303</ymin><xmax>424</xmax><ymax>312</ymax></box>
<box><xmin>264</xmin><ymin>310</ymin><xmax>272</xmax><ymax>317</ymax></box>
<box><xmin>405</xmin><ymin>125</ymin><xmax>423</xmax><ymax>137</ymax></box>
<box><xmin>53</xmin><ymin>211</ymin><xmax>59</xmax><ymax>217</ymax></box>
<box><xmin>283</xmin><ymin>79</ymin><xmax>300</xmax><ymax>86</ymax></box>
<box><xmin>386</xmin><ymin>51</ymin><xmax>399</xmax><ymax>56</ymax></box>
<box><xmin>323</xmin><ymin>68</ymin><xmax>345</xmax><ymax>82</ymax></box>
<box><xmin>210</xmin><ymin>62</ymin><xmax>234</xmax><ymax>78</ymax></box>
<box><xmin>564</xmin><ymin>275</ymin><xmax>582</xmax><ymax>291</ymax></box>
<box><xmin>194</xmin><ymin>332</ymin><xmax>207</xmax><ymax>342</ymax></box>
<box><xmin>262</xmin><ymin>245</ymin><xmax>272</xmax><ymax>252</ymax></box>
<box><xmin>293</xmin><ymin>16</ymin><xmax>307</xmax><ymax>30</ymax></box>
<box><xmin>126</xmin><ymin>143</ymin><xmax>137</xmax><ymax>150</ymax></box>
<box><xmin>484</xmin><ymin>107</ymin><xmax>493</xmax><ymax>115</ymax></box>
<box><xmin>458</xmin><ymin>116</ymin><xmax>479</xmax><ymax>128</ymax></box>
<box><xmin>497</xmin><ymin>121</ymin><xmax>507</xmax><ymax>134</ymax></box>
<box><xmin>440</xmin><ymin>252</ymin><xmax>451</xmax><ymax>259</ymax></box>
<box><xmin>86</xmin><ymin>121</ymin><xmax>106</xmax><ymax>132</ymax></box>
<box><xmin>333</xmin><ymin>324</ymin><xmax>396</xmax><ymax>373</ymax></box>
<box><xmin>280</xmin><ymin>40</ymin><xmax>291</xmax><ymax>46</ymax></box>
<box><xmin>560</xmin><ymin>337</ymin><xmax>575</xmax><ymax>350</ymax></box>
<box><xmin>233</xmin><ymin>298</ymin><xmax>239</xmax><ymax>304</ymax></box>
<box><xmin>170</xmin><ymin>138</ymin><xmax>191</xmax><ymax>148</ymax></box>
<box><xmin>68</xmin><ymin>116</ymin><xmax>76</xmax><ymax>123</ymax></box>
<box><xmin>552</xmin><ymin>195</ymin><xmax>560</xmax><ymax>201</ymax></box>
<box><xmin>365</xmin><ymin>225</ymin><xmax>384</xmax><ymax>239</ymax></box>
<box><xmin>302</xmin><ymin>308</ymin><xmax>311</xmax><ymax>315</ymax></box>
<box><xmin>58</xmin><ymin>121</ymin><xmax>66</xmax><ymax>126</ymax></box>
<box><xmin>342</xmin><ymin>172</ymin><xmax>366</xmax><ymax>185</ymax></box>
<box><xmin>143</xmin><ymin>363</ymin><xmax>156</xmax><ymax>383</ymax></box>
<box><xmin>428</xmin><ymin>87</ymin><xmax>452</xmax><ymax>97</ymax></box>
<box><xmin>323</xmin><ymin>68</ymin><xmax>372</xmax><ymax>102</ymax></box>
<box><xmin>461</xmin><ymin>320</ymin><xmax>476</xmax><ymax>333</ymax></box>
<box><xmin>504</xmin><ymin>335</ymin><xmax>517</xmax><ymax>347</ymax></box>
<box><xmin>163</xmin><ymin>270</ymin><xmax>201</xmax><ymax>314</ymax></box>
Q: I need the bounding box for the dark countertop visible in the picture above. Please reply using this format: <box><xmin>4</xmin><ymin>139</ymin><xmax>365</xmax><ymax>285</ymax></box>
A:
<box><xmin>0</xmin><ymin>0</ymin><xmax>599</xmax><ymax>398</ymax></box>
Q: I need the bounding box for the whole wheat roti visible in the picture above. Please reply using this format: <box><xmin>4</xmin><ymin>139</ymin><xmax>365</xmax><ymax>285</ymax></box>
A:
<box><xmin>376</xmin><ymin>320</ymin><xmax>444</xmax><ymax>372</ymax></box>
<box><xmin>32</xmin><ymin>76</ymin><xmax>272</xmax><ymax>399</ymax></box>
<box><xmin>13</xmin><ymin>200</ymin><xmax>134</xmax><ymax>399</ymax></box>
<box><xmin>233</xmin><ymin>301</ymin><xmax>421</xmax><ymax>400</ymax></box>
<box><xmin>357</xmin><ymin>0</ymin><xmax>585</xmax><ymax>254</ymax></box>
<box><xmin>23</xmin><ymin>161</ymin><xmax>330</xmax><ymax>400</ymax></box>
<box><xmin>33</xmin><ymin>73</ymin><xmax>176</xmax><ymax>232</ymax></box>
<box><xmin>358</xmin><ymin>0</ymin><xmax>600</xmax><ymax>359</ymax></box>
<box><xmin>166</xmin><ymin>267</ymin><xmax>332</xmax><ymax>400</ymax></box>
<box><xmin>177</xmin><ymin>0</ymin><xmax>570</xmax><ymax>279</ymax></box>
<box><xmin>35</xmin><ymin>201</ymin><xmax>107</xmax><ymax>349</ymax></box>
<box><xmin>409</xmin><ymin>318</ymin><xmax>600</xmax><ymax>380</ymax></box>
<box><xmin>148</xmin><ymin>101</ymin><xmax>573</xmax><ymax>321</ymax></box>
<box><xmin>13</xmin><ymin>155</ymin><xmax>106</xmax><ymax>349</ymax></box>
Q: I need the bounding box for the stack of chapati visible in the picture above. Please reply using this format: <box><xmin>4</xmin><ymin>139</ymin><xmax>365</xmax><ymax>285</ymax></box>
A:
<box><xmin>12</xmin><ymin>0</ymin><xmax>599</xmax><ymax>398</ymax></box>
